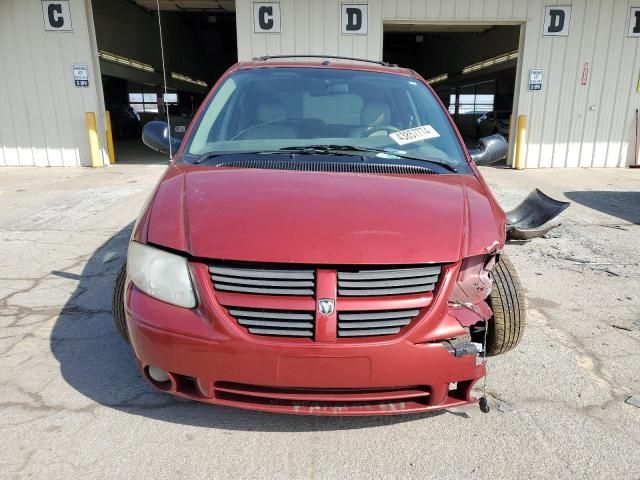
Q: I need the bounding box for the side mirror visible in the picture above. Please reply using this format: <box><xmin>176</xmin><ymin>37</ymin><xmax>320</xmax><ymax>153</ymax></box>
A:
<box><xmin>142</xmin><ymin>121</ymin><xmax>182</xmax><ymax>155</ymax></box>
<box><xmin>468</xmin><ymin>134</ymin><xmax>508</xmax><ymax>166</ymax></box>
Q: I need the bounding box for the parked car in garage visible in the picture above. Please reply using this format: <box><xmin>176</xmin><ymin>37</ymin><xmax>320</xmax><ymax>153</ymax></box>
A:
<box><xmin>476</xmin><ymin>110</ymin><xmax>511</xmax><ymax>138</ymax></box>
<box><xmin>113</xmin><ymin>57</ymin><xmax>526</xmax><ymax>415</ymax></box>
<box><xmin>106</xmin><ymin>104</ymin><xmax>142</xmax><ymax>140</ymax></box>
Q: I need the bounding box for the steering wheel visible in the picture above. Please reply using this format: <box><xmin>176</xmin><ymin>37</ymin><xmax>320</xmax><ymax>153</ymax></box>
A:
<box><xmin>365</xmin><ymin>125</ymin><xmax>401</xmax><ymax>137</ymax></box>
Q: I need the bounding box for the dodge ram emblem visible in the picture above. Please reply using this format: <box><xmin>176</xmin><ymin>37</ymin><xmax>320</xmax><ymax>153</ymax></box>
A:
<box><xmin>318</xmin><ymin>299</ymin><xmax>335</xmax><ymax>316</ymax></box>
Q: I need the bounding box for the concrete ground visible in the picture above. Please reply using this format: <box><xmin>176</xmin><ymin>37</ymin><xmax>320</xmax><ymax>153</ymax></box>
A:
<box><xmin>1</xmin><ymin>163</ymin><xmax>639</xmax><ymax>479</ymax></box>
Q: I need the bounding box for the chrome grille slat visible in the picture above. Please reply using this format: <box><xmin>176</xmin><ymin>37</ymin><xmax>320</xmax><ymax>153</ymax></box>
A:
<box><xmin>238</xmin><ymin>319</ymin><xmax>314</xmax><ymax>329</ymax></box>
<box><xmin>339</xmin><ymin>309</ymin><xmax>420</xmax><ymax>321</ymax></box>
<box><xmin>337</xmin><ymin>265</ymin><xmax>441</xmax><ymax>297</ymax></box>
<box><xmin>338</xmin><ymin>275</ymin><xmax>439</xmax><ymax>288</ymax></box>
<box><xmin>338</xmin><ymin>327</ymin><xmax>402</xmax><ymax>337</ymax></box>
<box><xmin>338</xmin><ymin>319</ymin><xmax>412</xmax><ymax>329</ymax></box>
<box><xmin>210</xmin><ymin>266</ymin><xmax>314</xmax><ymax>280</ymax></box>
<box><xmin>213</xmin><ymin>274</ymin><xmax>314</xmax><ymax>288</ymax></box>
<box><xmin>229</xmin><ymin>309</ymin><xmax>313</xmax><ymax>320</ymax></box>
<box><xmin>229</xmin><ymin>308</ymin><xmax>315</xmax><ymax>337</ymax></box>
<box><xmin>337</xmin><ymin>284</ymin><xmax>435</xmax><ymax>296</ymax></box>
<box><xmin>337</xmin><ymin>266</ymin><xmax>441</xmax><ymax>280</ymax></box>
<box><xmin>337</xmin><ymin>308</ymin><xmax>422</xmax><ymax>337</ymax></box>
<box><xmin>215</xmin><ymin>284</ymin><xmax>315</xmax><ymax>295</ymax></box>
<box><xmin>248</xmin><ymin>328</ymin><xmax>313</xmax><ymax>337</ymax></box>
<box><xmin>210</xmin><ymin>264</ymin><xmax>316</xmax><ymax>296</ymax></box>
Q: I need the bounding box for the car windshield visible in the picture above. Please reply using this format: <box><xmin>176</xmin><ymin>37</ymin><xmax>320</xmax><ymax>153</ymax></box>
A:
<box><xmin>182</xmin><ymin>67</ymin><xmax>469</xmax><ymax>172</ymax></box>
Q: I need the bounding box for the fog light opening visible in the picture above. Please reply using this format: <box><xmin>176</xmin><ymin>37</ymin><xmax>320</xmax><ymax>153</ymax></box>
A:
<box><xmin>148</xmin><ymin>365</ymin><xmax>170</xmax><ymax>383</ymax></box>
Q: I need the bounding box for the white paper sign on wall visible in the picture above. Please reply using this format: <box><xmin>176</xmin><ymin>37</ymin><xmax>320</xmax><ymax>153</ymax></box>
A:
<box><xmin>543</xmin><ymin>6</ymin><xmax>571</xmax><ymax>36</ymax></box>
<box><xmin>628</xmin><ymin>8</ymin><xmax>640</xmax><ymax>37</ymax></box>
<box><xmin>73</xmin><ymin>64</ymin><xmax>89</xmax><ymax>87</ymax></box>
<box><xmin>42</xmin><ymin>0</ymin><xmax>73</xmax><ymax>32</ymax></box>
<box><xmin>341</xmin><ymin>4</ymin><xmax>368</xmax><ymax>35</ymax></box>
<box><xmin>253</xmin><ymin>3</ymin><xmax>281</xmax><ymax>33</ymax></box>
<box><xmin>529</xmin><ymin>69</ymin><xmax>544</xmax><ymax>91</ymax></box>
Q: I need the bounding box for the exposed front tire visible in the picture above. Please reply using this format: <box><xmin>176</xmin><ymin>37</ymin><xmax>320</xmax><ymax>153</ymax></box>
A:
<box><xmin>112</xmin><ymin>263</ymin><xmax>130</xmax><ymax>343</ymax></box>
<box><xmin>486</xmin><ymin>254</ymin><xmax>526</xmax><ymax>356</ymax></box>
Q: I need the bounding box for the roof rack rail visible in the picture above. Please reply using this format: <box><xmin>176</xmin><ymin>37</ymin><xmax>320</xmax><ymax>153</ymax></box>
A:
<box><xmin>252</xmin><ymin>55</ymin><xmax>398</xmax><ymax>68</ymax></box>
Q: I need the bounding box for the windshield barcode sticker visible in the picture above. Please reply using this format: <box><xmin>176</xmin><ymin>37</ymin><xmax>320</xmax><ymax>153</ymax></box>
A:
<box><xmin>389</xmin><ymin>125</ymin><xmax>440</xmax><ymax>145</ymax></box>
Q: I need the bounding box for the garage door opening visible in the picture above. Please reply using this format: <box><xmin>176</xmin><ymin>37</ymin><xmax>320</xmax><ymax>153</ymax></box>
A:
<box><xmin>383</xmin><ymin>23</ymin><xmax>522</xmax><ymax>162</ymax></box>
<box><xmin>93</xmin><ymin>0</ymin><xmax>237</xmax><ymax>164</ymax></box>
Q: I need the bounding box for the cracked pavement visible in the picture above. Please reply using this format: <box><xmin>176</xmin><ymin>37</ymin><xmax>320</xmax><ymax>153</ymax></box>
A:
<box><xmin>0</xmin><ymin>164</ymin><xmax>639</xmax><ymax>479</ymax></box>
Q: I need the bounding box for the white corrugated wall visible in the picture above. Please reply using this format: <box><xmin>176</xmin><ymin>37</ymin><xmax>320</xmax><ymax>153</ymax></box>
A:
<box><xmin>236</xmin><ymin>0</ymin><xmax>385</xmax><ymax>61</ymax></box>
<box><xmin>237</xmin><ymin>0</ymin><xmax>640</xmax><ymax>168</ymax></box>
<box><xmin>0</xmin><ymin>0</ymin><xmax>107</xmax><ymax>167</ymax></box>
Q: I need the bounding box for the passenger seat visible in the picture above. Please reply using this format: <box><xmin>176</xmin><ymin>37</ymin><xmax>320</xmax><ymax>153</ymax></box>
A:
<box><xmin>238</xmin><ymin>99</ymin><xmax>297</xmax><ymax>140</ymax></box>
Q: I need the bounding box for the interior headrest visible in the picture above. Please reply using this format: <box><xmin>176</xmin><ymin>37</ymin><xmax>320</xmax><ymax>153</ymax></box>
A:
<box><xmin>256</xmin><ymin>99</ymin><xmax>286</xmax><ymax>123</ymax></box>
<box><xmin>361</xmin><ymin>101</ymin><xmax>391</xmax><ymax>126</ymax></box>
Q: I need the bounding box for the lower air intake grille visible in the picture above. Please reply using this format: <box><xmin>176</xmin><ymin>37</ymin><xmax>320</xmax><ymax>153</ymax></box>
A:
<box><xmin>210</xmin><ymin>264</ymin><xmax>315</xmax><ymax>296</ymax></box>
<box><xmin>337</xmin><ymin>309</ymin><xmax>421</xmax><ymax>337</ymax></box>
<box><xmin>337</xmin><ymin>265</ymin><xmax>442</xmax><ymax>296</ymax></box>
<box><xmin>228</xmin><ymin>308</ymin><xmax>315</xmax><ymax>337</ymax></box>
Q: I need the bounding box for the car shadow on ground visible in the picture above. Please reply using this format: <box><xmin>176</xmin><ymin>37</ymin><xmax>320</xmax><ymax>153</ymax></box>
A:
<box><xmin>51</xmin><ymin>225</ymin><xmax>462</xmax><ymax>431</ymax></box>
<box><xmin>564</xmin><ymin>191</ymin><xmax>640</xmax><ymax>225</ymax></box>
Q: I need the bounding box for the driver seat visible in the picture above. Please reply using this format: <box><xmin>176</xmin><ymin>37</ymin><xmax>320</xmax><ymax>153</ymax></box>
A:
<box><xmin>350</xmin><ymin>101</ymin><xmax>392</xmax><ymax>138</ymax></box>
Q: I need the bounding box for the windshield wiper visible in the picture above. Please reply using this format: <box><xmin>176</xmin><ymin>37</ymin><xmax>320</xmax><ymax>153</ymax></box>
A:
<box><xmin>193</xmin><ymin>145</ymin><xmax>458</xmax><ymax>173</ymax></box>
<box><xmin>193</xmin><ymin>150</ymin><xmax>262</xmax><ymax>164</ymax></box>
<box><xmin>278</xmin><ymin>145</ymin><xmax>458</xmax><ymax>173</ymax></box>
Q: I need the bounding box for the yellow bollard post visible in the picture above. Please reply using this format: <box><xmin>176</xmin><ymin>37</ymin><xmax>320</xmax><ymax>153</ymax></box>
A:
<box><xmin>86</xmin><ymin>112</ymin><xmax>102</xmax><ymax>168</ymax></box>
<box><xmin>513</xmin><ymin>115</ymin><xmax>527</xmax><ymax>170</ymax></box>
<box><xmin>105</xmin><ymin>111</ymin><xmax>116</xmax><ymax>164</ymax></box>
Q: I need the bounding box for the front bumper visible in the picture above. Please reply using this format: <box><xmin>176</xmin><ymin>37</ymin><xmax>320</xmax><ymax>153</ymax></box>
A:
<box><xmin>125</xmin><ymin>263</ymin><xmax>486</xmax><ymax>416</ymax></box>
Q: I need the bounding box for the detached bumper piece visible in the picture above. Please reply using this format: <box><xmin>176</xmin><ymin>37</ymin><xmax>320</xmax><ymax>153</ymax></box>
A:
<box><xmin>506</xmin><ymin>189</ymin><xmax>570</xmax><ymax>240</ymax></box>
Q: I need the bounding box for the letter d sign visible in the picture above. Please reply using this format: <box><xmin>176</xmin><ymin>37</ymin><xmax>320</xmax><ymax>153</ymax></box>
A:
<box><xmin>42</xmin><ymin>0</ymin><xmax>73</xmax><ymax>31</ymax></box>
<box><xmin>341</xmin><ymin>4</ymin><xmax>368</xmax><ymax>35</ymax></box>
<box><xmin>543</xmin><ymin>6</ymin><xmax>571</xmax><ymax>36</ymax></box>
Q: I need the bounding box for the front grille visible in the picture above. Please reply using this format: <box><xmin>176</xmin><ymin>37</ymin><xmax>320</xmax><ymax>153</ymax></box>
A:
<box><xmin>337</xmin><ymin>266</ymin><xmax>442</xmax><ymax>296</ymax></box>
<box><xmin>338</xmin><ymin>308</ymin><xmax>421</xmax><ymax>337</ymax></box>
<box><xmin>210</xmin><ymin>264</ymin><xmax>315</xmax><ymax>296</ymax></box>
<box><xmin>228</xmin><ymin>308</ymin><xmax>315</xmax><ymax>337</ymax></box>
<box><xmin>210</xmin><ymin>261</ymin><xmax>444</xmax><ymax>340</ymax></box>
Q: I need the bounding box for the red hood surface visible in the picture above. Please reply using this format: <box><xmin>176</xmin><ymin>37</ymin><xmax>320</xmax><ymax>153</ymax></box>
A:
<box><xmin>146</xmin><ymin>165</ymin><xmax>504</xmax><ymax>264</ymax></box>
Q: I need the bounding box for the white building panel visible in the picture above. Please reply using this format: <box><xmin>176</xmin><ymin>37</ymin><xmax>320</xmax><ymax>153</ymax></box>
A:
<box><xmin>237</xmin><ymin>0</ymin><xmax>640</xmax><ymax>168</ymax></box>
<box><xmin>0</xmin><ymin>0</ymin><xmax>107</xmax><ymax>167</ymax></box>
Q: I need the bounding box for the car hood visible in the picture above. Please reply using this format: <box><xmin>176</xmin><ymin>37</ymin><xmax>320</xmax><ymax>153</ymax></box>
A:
<box><xmin>145</xmin><ymin>165</ymin><xmax>505</xmax><ymax>264</ymax></box>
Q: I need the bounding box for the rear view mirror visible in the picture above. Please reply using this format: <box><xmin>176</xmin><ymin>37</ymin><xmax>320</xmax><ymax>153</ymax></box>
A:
<box><xmin>142</xmin><ymin>121</ymin><xmax>182</xmax><ymax>156</ymax></box>
<box><xmin>468</xmin><ymin>134</ymin><xmax>508</xmax><ymax>166</ymax></box>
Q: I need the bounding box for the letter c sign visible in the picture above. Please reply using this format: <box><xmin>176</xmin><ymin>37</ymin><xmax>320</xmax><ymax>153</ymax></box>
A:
<box><xmin>253</xmin><ymin>3</ymin><xmax>281</xmax><ymax>33</ymax></box>
<box><xmin>42</xmin><ymin>0</ymin><xmax>73</xmax><ymax>31</ymax></box>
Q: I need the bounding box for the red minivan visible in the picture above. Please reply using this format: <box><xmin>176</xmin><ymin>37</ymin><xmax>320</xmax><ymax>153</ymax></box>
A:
<box><xmin>113</xmin><ymin>57</ymin><xmax>526</xmax><ymax>415</ymax></box>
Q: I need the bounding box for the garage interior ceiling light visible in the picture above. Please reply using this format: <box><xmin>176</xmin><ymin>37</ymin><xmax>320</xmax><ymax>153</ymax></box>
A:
<box><xmin>426</xmin><ymin>74</ymin><xmax>448</xmax><ymax>84</ymax></box>
<box><xmin>462</xmin><ymin>50</ymin><xmax>519</xmax><ymax>74</ymax></box>
<box><xmin>171</xmin><ymin>72</ymin><xmax>208</xmax><ymax>88</ymax></box>
<box><xmin>98</xmin><ymin>50</ymin><xmax>155</xmax><ymax>73</ymax></box>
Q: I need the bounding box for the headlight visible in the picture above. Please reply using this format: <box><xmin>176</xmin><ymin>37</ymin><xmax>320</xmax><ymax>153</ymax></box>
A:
<box><xmin>127</xmin><ymin>241</ymin><xmax>197</xmax><ymax>308</ymax></box>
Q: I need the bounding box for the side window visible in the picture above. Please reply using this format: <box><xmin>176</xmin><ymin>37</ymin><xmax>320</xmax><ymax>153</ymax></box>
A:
<box><xmin>190</xmin><ymin>78</ymin><xmax>237</xmax><ymax>153</ymax></box>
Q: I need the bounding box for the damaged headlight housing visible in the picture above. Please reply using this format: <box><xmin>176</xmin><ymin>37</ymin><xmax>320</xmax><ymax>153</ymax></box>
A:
<box><xmin>450</xmin><ymin>254</ymin><xmax>497</xmax><ymax>305</ymax></box>
<box><xmin>127</xmin><ymin>241</ymin><xmax>197</xmax><ymax>308</ymax></box>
